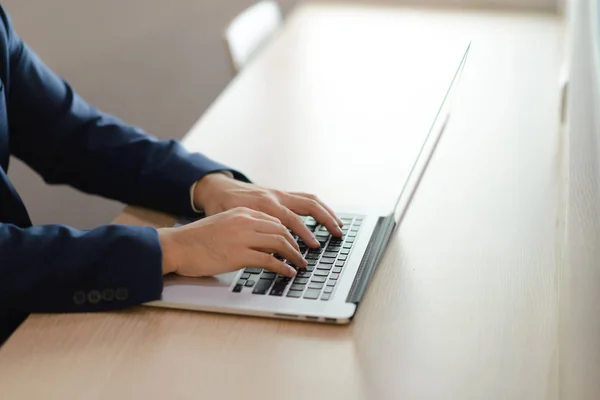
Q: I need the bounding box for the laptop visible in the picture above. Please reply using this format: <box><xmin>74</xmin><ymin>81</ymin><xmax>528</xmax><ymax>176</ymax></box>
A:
<box><xmin>146</xmin><ymin>43</ymin><xmax>471</xmax><ymax>324</ymax></box>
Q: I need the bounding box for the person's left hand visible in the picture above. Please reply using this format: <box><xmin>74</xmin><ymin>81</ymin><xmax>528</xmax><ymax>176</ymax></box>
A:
<box><xmin>193</xmin><ymin>173</ymin><xmax>344</xmax><ymax>248</ymax></box>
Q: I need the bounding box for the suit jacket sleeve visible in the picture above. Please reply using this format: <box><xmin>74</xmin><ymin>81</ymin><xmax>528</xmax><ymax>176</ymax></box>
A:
<box><xmin>2</xmin><ymin>9</ymin><xmax>247</xmax><ymax>218</ymax></box>
<box><xmin>0</xmin><ymin>222</ymin><xmax>163</xmax><ymax>314</ymax></box>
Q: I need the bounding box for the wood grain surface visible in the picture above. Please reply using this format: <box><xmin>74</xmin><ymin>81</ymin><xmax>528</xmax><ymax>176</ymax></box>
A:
<box><xmin>0</xmin><ymin>2</ymin><xmax>563</xmax><ymax>399</ymax></box>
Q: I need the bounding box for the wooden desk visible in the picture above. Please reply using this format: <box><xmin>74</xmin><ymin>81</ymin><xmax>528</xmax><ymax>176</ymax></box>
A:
<box><xmin>0</xmin><ymin>2</ymin><xmax>564</xmax><ymax>399</ymax></box>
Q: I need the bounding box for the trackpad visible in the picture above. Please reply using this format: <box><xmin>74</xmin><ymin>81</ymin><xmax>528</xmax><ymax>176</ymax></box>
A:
<box><xmin>163</xmin><ymin>271</ymin><xmax>238</xmax><ymax>288</ymax></box>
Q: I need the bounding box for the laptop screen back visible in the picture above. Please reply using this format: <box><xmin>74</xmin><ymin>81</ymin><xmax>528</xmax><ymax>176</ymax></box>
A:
<box><xmin>391</xmin><ymin>43</ymin><xmax>471</xmax><ymax>225</ymax></box>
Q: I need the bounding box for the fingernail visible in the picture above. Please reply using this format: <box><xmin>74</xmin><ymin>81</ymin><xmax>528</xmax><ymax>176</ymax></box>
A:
<box><xmin>287</xmin><ymin>266</ymin><xmax>297</xmax><ymax>277</ymax></box>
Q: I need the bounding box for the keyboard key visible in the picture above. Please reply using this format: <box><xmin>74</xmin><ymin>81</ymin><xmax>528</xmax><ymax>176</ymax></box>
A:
<box><xmin>303</xmin><ymin>289</ymin><xmax>321</xmax><ymax>300</ymax></box>
<box><xmin>245</xmin><ymin>268</ymin><xmax>263</xmax><ymax>274</ymax></box>
<box><xmin>330</xmin><ymin>273</ymin><xmax>340</xmax><ymax>280</ymax></box>
<box><xmin>311</xmin><ymin>276</ymin><xmax>327</xmax><ymax>283</ymax></box>
<box><xmin>233</xmin><ymin>284</ymin><xmax>243</xmax><ymax>293</ymax></box>
<box><xmin>326</xmin><ymin>280</ymin><xmax>337</xmax><ymax>287</ymax></box>
<box><xmin>321</xmin><ymin>293</ymin><xmax>331</xmax><ymax>301</ymax></box>
<box><xmin>270</xmin><ymin>286</ymin><xmax>286</xmax><ymax>296</ymax></box>
<box><xmin>261</xmin><ymin>272</ymin><xmax>276</xmax><ymax>279</ymax></box>
<box><xmin>240</xmin><ymin>273</ymin><xmax>251</xmax><ymax>280</ymax></box>
<box><xmin>348</xmin><ymin>232</ymin><xmax>357</xmax><ymax>238</ymax></box>
<box><xmin>319</xmin><ymin>257</ymin><xmax>335</xmax><ymax>264</ymax></box>
<box><xmin>252</xmin><ymin>279</ymin><xmax>273</xmax><ymax>294</ymax></box>
<box><xmin>326</xmin><ymin>246</ymin><xmax>341</xmax><ymax>252</ymax></box>
<box><xmin>305</xmin><ymin>217</ymin><xmax>317</xmax><ymax>226</ymax></box>
<box><xmin>313</xmin><ymin>269</ymin><xmax>330</xmax><ymax>277</ymax></box>
<box><xmin>346</xmin><ymin>237</ymin><xmax>355</xmax><ymax>243</ymax></box>
<box><xmin>341</xmin><ymin>218</ymin><xmax>353</xmax><ymax>224</ymax></box>
<box><xmin>306</xmin><ymin>265</ymin><xmax>315</xmax><ymax>272</ymax></box>
<box><xmin>351</xmin><ymin>227</ymin><xmax>360</xmax><ymax>232</ymax></box>
<box><xmin>335</xmin><ymin>261</ymin><xmax>345</xmax><ymax>267</ymax></box>
<box><xmin>332</xmin><ymin>267</ymin><xmax>342</xmax><ymax>274</ymax></box>
<box><xmin>270</xmin><ymin>277</ymin><xmax>291</xmax><ymax>296</ymax></box>
<box><xmin>306</xmin><ymin>253</ymin><xmax>320</xmax><ymax>260</ymax></box>
<box><xmin>341</xmin><ymin>249</ymin><xmax>350</xmax><ymax>255</ymax></box>
<box><xmin>294</xmin><ymin>278</ymin><xmax>309</xmax><ymax>285</ymax></box>
<box><xmin>287</xmin><ymin>290</ymin><xmax>303</xmax><ymax>298</ymax></box>
<box><xmin>308</xmin><ymin>282</ymin><xmax>324</xmax><ymax>290</ymax></box>
<box><xmin>328</xmin><ymin>239</ymin><xmax>343</xmax><ymax>245</ymax></box>
<box><xmin>270</xmin><ymin>288</ymin><xmax>285</xmax><ymax>296</ymax></box>
<box><xmin>291</xmin><ymin>283</ymin><xmax>306</xmax><ymax>291</ymax></box>
<box><xmin>307</xmin><ymin>259</ymin><xmax>318</xmax><ymax>267</ymax></box>
<box><xmin>296</xmin><ymin>270</ymin><xmax>312</xmax><ymax>278</ymax></box>
<box><xmin>324</xmin><ymin>286</ymin><xmax>334</xmax><ymax>294</ymax></box>
<box><xmin>338</xmin><ymin>255</ymin><xmax>348</xmax><ymax>261</ymax></box>
<box><xmin>343</xmin><ymin>243</ymin><xmax>352</xmax><ymax>249</ymax></box>
<box><xmin>245</xmin><ymin>280</ymin><xmax>256</xmax><ymax>287</ymax></box>
<box><xmin>317</xmin><ymin>226</ymin><xmax>329</xmax><ymax>233</ymax></box>
<box><xmin>316</xmin><ymin>264</ymin><xmax>332</xmax><ymax>271</ymax></box>
<box><xmin>323</xmin><ymin>252</ymin><xmax>338</xmax><ymax>258</ymax></box>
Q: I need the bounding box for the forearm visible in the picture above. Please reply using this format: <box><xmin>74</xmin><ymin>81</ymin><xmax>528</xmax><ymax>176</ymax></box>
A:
<box><xmin>0</xmin><ymin>223</ymin><xmax>164</xmax><ymax>314</ymax></box>
<box><xmin>2</xmin><ymin>7</ymin><xmax>247</xmax><ymax>217</ymax></box>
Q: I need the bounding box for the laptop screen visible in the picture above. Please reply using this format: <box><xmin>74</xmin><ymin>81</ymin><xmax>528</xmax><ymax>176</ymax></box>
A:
<box><xmin>391</xmin><ymin>42</ymin><xmax>471</xmax><ymax>225</ymax></box>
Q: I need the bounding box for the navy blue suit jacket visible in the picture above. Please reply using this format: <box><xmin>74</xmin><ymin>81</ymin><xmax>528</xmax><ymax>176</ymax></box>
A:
<box><xmin>0</xmin><ymin>6</ymin><xmax>245</xmax><ymax>343</ymax></box>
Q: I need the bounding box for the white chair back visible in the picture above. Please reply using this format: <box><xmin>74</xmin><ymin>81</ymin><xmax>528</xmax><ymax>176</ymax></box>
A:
<box><xmin>225</xmin><ymin>1</ymin><xmax>282</xmax><ymax>72</ymax></box>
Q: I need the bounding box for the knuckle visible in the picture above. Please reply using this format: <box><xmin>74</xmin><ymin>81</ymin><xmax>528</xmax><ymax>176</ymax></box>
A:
<box><xmin>276</xmin><ymin>235</ymin><xmax>288</xmax><ymax>247</ymax></box>
<box><xmin>231</xmin><ymin>206</ymin><xmax>251</xmax><ymax>215</ymax></box>
<box><xmin>231</xmin><ymin>209</ymin><xmax>254</xmax><ymax>223</ymax></box>
<box><xmin>303</xmin><ymin>199</ymin><xmax>321</xmax><ymax>212</ymax></box>
<box><xmin>279</xmin><ymin>225</ymin><xmax>292</xmax><ymax>242</ymax></box>
<box><xmin>259</xmin><ymin>193</ymin><xmax>277</xmax><ymax>204</ymax></box>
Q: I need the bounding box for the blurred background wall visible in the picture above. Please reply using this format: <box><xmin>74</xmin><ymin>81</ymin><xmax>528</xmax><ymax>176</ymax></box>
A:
<box><xmin>2</xmin><ymin>0</ymin><xmax>556</xmax><ymax>228</ymax></box>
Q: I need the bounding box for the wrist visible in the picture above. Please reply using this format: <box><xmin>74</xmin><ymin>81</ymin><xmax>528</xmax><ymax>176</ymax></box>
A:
<box><xmin>158</xmin><ymin>228</ymin><xmax>178</xmax><ymax>275</ymax></box>
<box><xmin>193</xmin><ymin>171</ymin><xmax>232</xmax><ymax>210</ymax></box>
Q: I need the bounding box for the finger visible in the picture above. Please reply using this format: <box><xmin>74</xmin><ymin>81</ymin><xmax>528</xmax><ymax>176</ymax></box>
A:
<box><xmin>246</xmin><ymin>251</ymin><xmax>298</xmax><ymax>278</ymax></box>
<box><xmin>250</xmin><ymin>233</ymin><xmax>307</xmax><ymax>269</ymax></box>
<box><xmin>285</xmin><ymin>195</ymin><xmax>343</xmax><ymax>237</ymax></box>
<box><xmin>292</xmin><ymin>193</ymin><xmax>344</xmax><ymax>227</ymax></box>
<box><xmin>262</xmin><ymin>203</ymin><xmax>321</xmax><ymax>248</ymax></box>
<box><xmin>252</xmin><ymin>219</ymin><xmax>300</xmax><ymax>253</ymax></box>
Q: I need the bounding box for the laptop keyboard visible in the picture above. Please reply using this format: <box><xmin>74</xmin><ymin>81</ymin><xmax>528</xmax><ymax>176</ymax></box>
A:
<box><xmin>232</xmin><ymin>215</ymin><xmax>363</xmax><ymax>301</ymax></box>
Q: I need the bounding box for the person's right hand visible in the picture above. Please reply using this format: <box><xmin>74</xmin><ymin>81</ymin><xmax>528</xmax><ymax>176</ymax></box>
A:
<box><xmin>157</xmin><ymin>207</ymin><xmax>306</xmax><ymax>278</ymax></box>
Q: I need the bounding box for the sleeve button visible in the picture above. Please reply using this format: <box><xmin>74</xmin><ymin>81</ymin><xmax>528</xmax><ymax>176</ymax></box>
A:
<box><xmin>115</xmin><ymin>287</ymin><xmax>129</xmax><ymax>301</ymax></box>
<box><xmin>102</xmin><ymin>289</ymin><xmax>115</xmax><ymax>301</ymax></box>
<box><xmin>87</xmin><ymin>290</ymin><xmax>102</xmax><ymax>304</ymax></box>
<box><xmin>73</xmin><ymin>291</ymin><xmax>86</xmax><ymax>305</ymax></box>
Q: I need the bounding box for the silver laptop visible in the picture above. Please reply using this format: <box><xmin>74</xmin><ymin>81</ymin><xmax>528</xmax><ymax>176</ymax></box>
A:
<box><xmin>146</xmin><ymin>43</ymin><xmax>471</xmax><ymax>324</ymax></box>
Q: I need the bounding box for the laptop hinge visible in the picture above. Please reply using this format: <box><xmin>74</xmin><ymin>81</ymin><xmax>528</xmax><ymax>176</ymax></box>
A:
<box><xmin>346</xmin><ymin>214</ymin><xmax>395</xmax><ymax>305</ymax></box>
